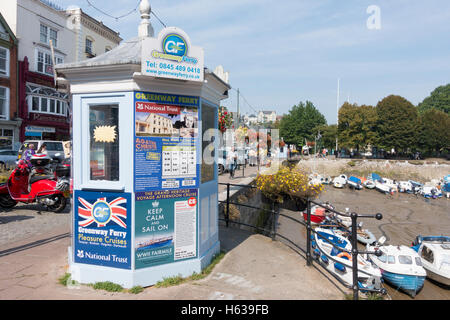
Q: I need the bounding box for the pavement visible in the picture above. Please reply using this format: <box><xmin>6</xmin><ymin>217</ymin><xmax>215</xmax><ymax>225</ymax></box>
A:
<box><xmin>0</xmin><ymin>163</ymin><xmax>347</xmax><ymax>300</ymax></box>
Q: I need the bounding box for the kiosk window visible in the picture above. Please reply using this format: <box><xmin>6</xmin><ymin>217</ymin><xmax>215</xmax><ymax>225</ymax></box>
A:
<box><xmin>201</xmin><ymin>104</ymin><xmax>216</xmax><ymax>183</ymax></box>
<box><xmin>89</xmin><ymin>105</ymin><xmax>119</xmax><ymax>181</ymax></box>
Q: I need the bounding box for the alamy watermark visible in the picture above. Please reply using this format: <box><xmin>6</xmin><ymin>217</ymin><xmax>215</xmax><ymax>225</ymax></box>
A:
<box><xmin>367</xmin><ymin>5</ymin><xmax>381</xmax><ymax>30</ymax></box>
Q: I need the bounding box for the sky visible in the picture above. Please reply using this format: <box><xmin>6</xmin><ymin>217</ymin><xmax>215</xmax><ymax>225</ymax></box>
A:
<box><xmin>54</xmin><ymin>0</ymin><xmax>450</xmax><ymax>124</ymax></box>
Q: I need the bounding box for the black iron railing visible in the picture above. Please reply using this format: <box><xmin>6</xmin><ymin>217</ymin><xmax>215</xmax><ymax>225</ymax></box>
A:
<box><xmin>219</xmin><ymin>182</ymin><xmax>385</xmax><ymax>300</ymax></box>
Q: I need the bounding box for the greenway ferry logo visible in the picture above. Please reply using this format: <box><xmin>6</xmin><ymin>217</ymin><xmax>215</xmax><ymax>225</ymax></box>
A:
<box><xmin>78</xmin><ymin>196</ymin><xmax>127</xmax><ymax>228</ymax></box>
<box><xmin>152</xmin><ymin>32</ymin><xmax>198</xmax><ymax>64</ymax></box>
<box><xmin>142</xmin><ymin>26</ymin><xmax>204</xmax><ymax>81</ymax></box>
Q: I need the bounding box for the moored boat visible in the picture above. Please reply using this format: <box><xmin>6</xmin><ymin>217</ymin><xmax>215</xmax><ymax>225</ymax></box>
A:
<box><xmin>412</xmin><ymin>235</ymin><xmax>450</xmax><ymax>286</ymax></box>
<box><xmin>347</xmin><ymin>176</ymin><xmax>363</xmax><ymax>190</ymax></box>
<box><xmin>302</xmin><ymin>205</ymin><xmax>327</xmax><ymax>225</ymax></box>
<box><xmin>313</xmin><ymin>228</ymin><xmax>384</xmax><ymax>293</ymax></box>
<box><xmin>367</xmin><ymin>237</ymin><xmax>426</xmax><ymax>297</ymax></box>
<box><xmin>333</xmin><ymin>174</ymin><xmax>347</xmax><ymax>188</ymax></box>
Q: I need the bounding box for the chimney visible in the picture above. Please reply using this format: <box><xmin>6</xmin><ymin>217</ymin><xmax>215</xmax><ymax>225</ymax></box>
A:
<box><xmin>138</xmin><ymin>0</ymin><xmax>154</xmax><ymax>38</ymax></box>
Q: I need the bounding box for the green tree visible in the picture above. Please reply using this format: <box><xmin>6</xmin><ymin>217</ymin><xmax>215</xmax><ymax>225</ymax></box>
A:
<box><xmin>314</xmin><ymin>124</ymin><xmax>337</xmax><ymax>151</ymax></box>
<box><xmin>417</xmin><ymin>84</ymin><xmax>450</xmax><ymax>114</ymax></box>
<box><xmin>279</xmin><ymin>101</ymin><xmax>326</xmax><ymax>147</ymax></box>
<box><xmin>417</xmin><ymin>109</ymin><xmax>450</xmax><ymax>155</ymax></box>
<box><xmin>338</xmin><ymin>102</ymin><xmax>378</xmax><ymax>151</ymax></box>
<box><xmin>375</xmin><ymin>95</ymin><xmax>418</xmax><ymax>153</ymax></box>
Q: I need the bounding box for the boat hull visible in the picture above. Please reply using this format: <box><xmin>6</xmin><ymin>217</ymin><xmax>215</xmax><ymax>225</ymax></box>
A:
<box><xmin>380</xmin><ymin>269</ymin><xmax>425</xmax><ymax>297</ymax></box>
<box><xmin>426</xmin><ymin>270</ymin><xmax>450</xmax><ymax>286</ymax></box>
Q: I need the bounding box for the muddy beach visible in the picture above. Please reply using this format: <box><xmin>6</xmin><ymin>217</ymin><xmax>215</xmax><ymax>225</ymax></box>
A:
<box><xmin>316</xmin><ymin>185</ymin><xmax>450</xmax><ymax>300</ymax></box>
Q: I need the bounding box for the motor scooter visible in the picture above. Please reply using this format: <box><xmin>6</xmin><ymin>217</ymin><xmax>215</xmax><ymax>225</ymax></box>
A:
<box><xmin>0</xmin><ymin>154</ymin><xmax>69</xmax><ymax>212</ymax></box>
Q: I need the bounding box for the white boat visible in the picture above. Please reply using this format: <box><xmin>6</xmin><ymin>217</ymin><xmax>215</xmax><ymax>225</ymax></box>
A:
<box><xmin>347</xmin><ymin>176</ymin><xmax>363</xmax><ymax>190</ymax></box>
<box><xmin>375</xmin><ymin>180</ymin><xmax>392</xmax><ymax>194</ymax></box>
<box><xmin>321</xmin><ymin>175</ymin><xmax>332</xmax><ymax>185</ymax></box>
<box><xmin>313</xmin><ymin>228</ymin><xmax>383</xmax><ymax>292</ymax></box>
<box><xmin>367</xmin><ymin>237</ymin><xmax>426</xmax><ymax>297</ymax></box>
<box><xmin>363</xmin><ymin>180</ymin><xmax>376</xmax><ymax>189</ymax></box>
<box><xmin>397</xmin><ymin>181</ymin><xmax>413</xmax><ymax>193</ymax></box>
<box><xmin>309</xmin><ymin>173</ymin><xmax>323</xmax><ymax>186</ymax></box>
<box><xmin>412</xmin><ymin>236</ymin><xmax>450</xmax><ymax>286</ymax></box>
<box><xmin>382</xmin><ymin>178</ymin><xmax>398</xmax><ymax>192</ymax></box>
<box><xmin>333</xmin><ymin>174</ymin><xmax>347</xmax><ymax>188</ymax></box>
<box><xmin>420</xmin><ymin>185</ymin><xmax>443</xmax><ymax>199</ymax></box>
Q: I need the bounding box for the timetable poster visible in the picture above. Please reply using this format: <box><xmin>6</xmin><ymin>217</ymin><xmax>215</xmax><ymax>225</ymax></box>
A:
<box><xmin>134</xmin><ymin>91</ymin><xmax>200</xmax><ymax>192</ymax></box>
<box><xmin>135</xmin><ymin>189</ymin><xmax>198</xmax><ymax>269</ymax></box>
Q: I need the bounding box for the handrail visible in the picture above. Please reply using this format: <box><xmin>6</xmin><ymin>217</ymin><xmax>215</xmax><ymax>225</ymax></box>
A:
<box><xmin>219</xmin><ymin>182</ymin><xmax>385</xmax><ymax>300</ymax></box>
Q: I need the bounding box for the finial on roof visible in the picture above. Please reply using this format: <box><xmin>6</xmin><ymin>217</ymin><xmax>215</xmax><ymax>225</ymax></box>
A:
<box><xmin>138</xmin><ymin>0</ymin><xmax>154</xmax><ymax>38</ymax></box>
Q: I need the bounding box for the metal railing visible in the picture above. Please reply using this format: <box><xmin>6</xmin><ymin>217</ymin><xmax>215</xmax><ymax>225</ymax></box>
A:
<box><xmin>219</xmin><ymin>182</ymin><xmax>385</xmax><ymax>300</ymax></box>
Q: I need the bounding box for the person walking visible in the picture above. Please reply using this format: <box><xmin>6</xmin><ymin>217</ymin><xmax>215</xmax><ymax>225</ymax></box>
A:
<box><xmin>227</xmin><ymin>148</ymin><xmax>237</xmax><ymax>179</ymax></box>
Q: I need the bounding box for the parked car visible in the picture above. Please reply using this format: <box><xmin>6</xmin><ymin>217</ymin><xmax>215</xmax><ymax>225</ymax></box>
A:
<box><xmin>17</xmin><ymin>140</ymin><xmax>66</xmax><ymax>162</ymax></box>
<box><xmin>0</xmin><ymin>149</ymin><xmax>18</xmax><ymax>170</ymax></box>
<box><xmin>54</xmin><ymin>157</ymin><xmax>71</xmax><ymax>178</ymax></box>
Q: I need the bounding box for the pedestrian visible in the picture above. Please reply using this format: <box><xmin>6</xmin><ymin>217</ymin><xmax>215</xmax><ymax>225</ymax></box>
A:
<box><xmin>22</xmin><ymin>143</ymin><xmax>36</xmax><ymax>167</ymax></box>
<box><xmin>37</xmin><ymin>143</ymin><xmax>48</xmax><ymax>154</ymax></box>
<box><xmin>227</xmin><ymin>148</ymin><xmax>237</xmax><ymax>178</ymax></box>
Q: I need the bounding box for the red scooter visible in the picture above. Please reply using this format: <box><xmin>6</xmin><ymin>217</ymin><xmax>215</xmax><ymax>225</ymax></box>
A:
<box><xmin>0</xmin><ymin>155</ymin><xmax>69</xmax><ymax>213</ymax></box>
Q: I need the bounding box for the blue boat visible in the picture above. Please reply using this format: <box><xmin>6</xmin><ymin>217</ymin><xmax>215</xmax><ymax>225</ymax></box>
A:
<box><xmin>347</xmin><ymin>176</ymin><xmax>363</xmax><ymax>190</ymax></box>
<box><xmin>368</xmin><ymin>173</ymin><xmax>382</xmax><ymax>182</ymax></box>
<box><xmin>367</xmin><ymin>240</ymin><xmax>426</xmax><ymax>297</ymax></box>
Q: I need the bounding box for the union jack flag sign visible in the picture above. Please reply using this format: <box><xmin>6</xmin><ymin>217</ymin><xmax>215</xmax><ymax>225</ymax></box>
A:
<box><xmin>78</xmin><ymin>196</ymin><xmax>127</xmax><ymax>228</ymax></box>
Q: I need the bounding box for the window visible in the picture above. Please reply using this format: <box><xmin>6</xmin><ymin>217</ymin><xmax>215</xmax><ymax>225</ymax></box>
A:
<box><xmin>85</xmin><ymin>38</ymin><xmax>93</xmax><ymax>54</ymax></box>
<box><xmin>28</xmin><ymin>95</ymin><xmax>67</xmax><ymax>116</ymax></box>
<box><xmin>40</xmin><ymin>24</ymin><xmax>58</xmax><ymax>47</ymax></box>
<box><xmin>377</xmin><ymin>253</ymin><xmax>387</xmax><ymax>263</ymax></box>
<box><xmin>0</xmin><ymin>47</ymin><xmax>9</xmax><ymax>77</ymax></box>
<box><xmin>0</xmin><ymin>86</ymin><xmax>9</xmax><ymax>120</ymax></box>
<box><xmin>387</xmin><ymin>255</ymin><xmax>395</xmax><ymax>264</ymax></box>
<box><xmin>421</xmin><ymin>246</ymin><xmax>434</xmax><ymax>263</ymax></box>
<box><xmin>40</xmin><ymin>24</ymin><xmax>48</xmax><ymax>43</ymax></box>
<box><xmin>49</xmin><ymin>29</ymin><xmax>58</xmax><ymax>47</ymax></box>
<box><xmin>105</xmin><ymin>46</ymin><xmax>112</xmax><ymax>52</ymax></box>
<box><xmin>201</xmin><ymin>104</ymin><xmax>216</xmax><ymax>183</ymax></box>
<box><xmin>415</xmin><ymin>257</ymin><xmax>422</xmax><ymax>266</ymax></box>
<box><xmin>398</xmin><ymin>255</ymin><xmax>413</xmax><ymax>265</ymax></box>
<box><xmin>36</xmin><ymin>48</ymin><xmax>63</xmax><ymax>76</ymax></box>
<box><xmin>89</xmin><ymin>105</ymin><xmax>119</xmax><ymax>181</ymax></box>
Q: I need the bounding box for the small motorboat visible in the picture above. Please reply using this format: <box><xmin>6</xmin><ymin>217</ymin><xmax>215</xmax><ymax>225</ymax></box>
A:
<box><xmin>367</xmin><ymin>237</ymin><xmax>426</xmax><ymax>297</ymax></box>
<box><xmin>375</xmin><ymin>180</ymin><xmax>392</xmax><ymax>194</ymax></box>
<box><xmin>411</xmin><ymin>235</ymin><xmax>450</xmax><ymax>286</ymax></box>
<box><xmin>321</xmin><ymin>216</ymin><xmax>376</xmax><ymax>246</ymax></box>
<box><xmin>347</xmin><ymin>176</ymin><xmax>363</xmax><ymax>190</ymax></box>
<box><xmin>313</xmin><ymin>228</ymin><xmax>384</xmax><ymax>292</ymax></box>
<box><xmin>333</xmin><ymin>174</ymin><xmax>347</xmax><ymax>188</ymax></box>
<box><xmin>409</xmin><ymin>180</ymin><xmax>423</xmax><ymax>194</ymax></box>
<box><xmin>397</xmin><ymin>181</ymin><xmax>413</xmax><ymax>193</ymax></box>
<box><xmin>308</xmin><ymin>173</ymin><xmax>323</xmax><ymax>186</ymax></box>
<box><xmin>363</xmin><ymin>179</ymin><xmax>376</xmax><ymax>189</ymax></box>
<box><xmin>302</xmin><ymin>205</ymin><xmax>327</xmax><ymax>225</ymax></box>
<box><xmin>350</xmin><ymin>222</ymin><xmax>377</xmax><ymax>245</ymax></box>
<box><xmin>420</xmin><ymin>185</ymin><xmax>442</xmax><ymax>199</ymax></box>
<box><xmin>321</xmin><ymin>175</ymin><xmax>332</xmax><ymax>185</ymax></box>
<box><xmin>367</xmin><ymin>173</ymin><xmax>382</xmax><ymax>182</ymax></box>
<box><xmin>382</xmin><ymin>178</ymin><xmax>398</xmax><ymax>192</ymax></box>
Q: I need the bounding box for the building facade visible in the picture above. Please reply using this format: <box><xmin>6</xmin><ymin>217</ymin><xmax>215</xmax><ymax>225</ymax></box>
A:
<box><xmin>0</xmin><ymin>13</ymin><xmax>20</xmax><ymax>150</ymax></box>
<box><xmin>257</xmin><ymin>110</ymin><xmax>277</xmax><ymax>123</ymax></box>
<box><xmin>1</xmin><ymin>0</ymin><xmax>121</xmax><ymax>144</ymax></box>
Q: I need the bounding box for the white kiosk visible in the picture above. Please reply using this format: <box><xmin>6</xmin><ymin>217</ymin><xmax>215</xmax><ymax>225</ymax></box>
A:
<box><xmin>56</xmin><ymin>0</ymin><xmax>230</xmax><ymax>288</ymax></box>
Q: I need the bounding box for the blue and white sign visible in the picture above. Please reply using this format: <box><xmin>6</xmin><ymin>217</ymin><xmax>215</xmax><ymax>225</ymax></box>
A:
<box><xmin>142</xmin><ymin>27</ymin><xmax>204</xmax><ymax>82</ymax></box>
<box><xmin>74</xmin><ymin>191</ymin><xmax>132</xmax><ymax>269</ymax></box>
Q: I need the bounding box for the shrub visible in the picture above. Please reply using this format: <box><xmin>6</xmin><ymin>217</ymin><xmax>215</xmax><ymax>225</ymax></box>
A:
<box><xmin>255</xmin><ymin>166</ymin><xmax>323</xmax><ymax>203</ymax></box>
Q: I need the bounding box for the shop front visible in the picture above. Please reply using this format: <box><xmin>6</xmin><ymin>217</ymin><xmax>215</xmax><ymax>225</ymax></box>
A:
<box><xmin>18</xmin><ymin>57</ymin><xmax>70</xmax><ymax>143</ymax></box>
<box><xmin>56</xmin><ymin>4</ymin><xmax>229</xmax><ymax>288</ymax></box>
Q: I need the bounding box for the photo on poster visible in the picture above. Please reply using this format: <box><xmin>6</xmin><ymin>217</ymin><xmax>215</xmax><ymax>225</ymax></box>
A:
<box><xmin>135</xmin><ymin>103</ymin><xmax>198</xmax><ymax>139</ymax></box>
<box><xmin>135</xmin><ymin>189</ymin><xmax>197</xmax><ymax>269</ymax></box>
